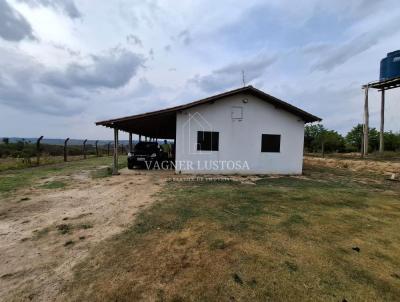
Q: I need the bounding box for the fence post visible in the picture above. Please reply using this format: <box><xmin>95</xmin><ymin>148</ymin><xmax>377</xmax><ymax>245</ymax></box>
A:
<box><xmin>64</xmin><ymin>138</ymin><xmax>70</xmax><ymax>162</ymax></box>
<box><xmin>107</xmin><ymin>143</ymin><xmax>111</xmax><ymax>156</ymax></box>
<box><xmin>129</xmin><ymin>133</ymin><xmax>133</xmax><ymax>153</ymax></box>
<box><xmin>95</xmin><ymin>140</ymin><xmax>99</xmax><ymax>157</ymax></box>
<box><xmin>36</xmin><ymin>136</ymin><xmax>44</xmax><ymax>166</ymax></box>
<box><xmin>83</xmin><ymin>139</ymin><xmax>88</xmax><ymax>159</ymax></box>
<box><xmin>113</xmin><ymin>128</ymin><xmax>119</xmax><ymax>175</ymax></box>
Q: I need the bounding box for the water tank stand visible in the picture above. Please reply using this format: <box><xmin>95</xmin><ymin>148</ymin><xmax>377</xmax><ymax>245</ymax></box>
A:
<box><xmin>361</xmin><ymin>76</ymin><xmax>400</xmax><ymax>157</ymax></box>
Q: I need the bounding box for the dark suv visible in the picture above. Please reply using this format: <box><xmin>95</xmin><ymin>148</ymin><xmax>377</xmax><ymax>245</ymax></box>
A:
<box><xmin>127</xmin><ymin>142</ymin><xmax>165</xmax><ymax>169</ymax></box>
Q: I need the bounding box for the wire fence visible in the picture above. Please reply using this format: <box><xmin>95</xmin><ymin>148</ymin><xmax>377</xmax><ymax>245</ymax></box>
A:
<box><xmin>0</xmin><ymin>137</ymin><xmax>129</xmax><ymax>170</ymax></box>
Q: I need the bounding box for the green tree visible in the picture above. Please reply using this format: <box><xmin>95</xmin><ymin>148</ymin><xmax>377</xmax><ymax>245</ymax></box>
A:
<box><xmin>384</xmin><ymin>131</ymin><xmax>400</xmax><ymax>151</ymax></box>
<box><xmin>2</xmin><ymin>137</ymin><xmax>9</xmax><ymax>144</ymax></box>
<box><xmin>321</xmin><ymin>130</ymin><xmax>346</xmax><ymax>153</ymax></box>
<box><xmin>345</xmin><ymin>124</ymin><xmax>380</xmax><ymax>152</ymax></box>
<box><xmin>345</xmin><ymin>124</ymin><xmax>363</xmax><ymax>152</ymax></box>
<box><xmin>304</xmin><ymin>124</ymin><xmax>325</xmax><ymax>152</ymax></box>
<box><xmin>305</xmin><ymin>124</ymin><xmax>345</xmax><ymax>154</ymax></box>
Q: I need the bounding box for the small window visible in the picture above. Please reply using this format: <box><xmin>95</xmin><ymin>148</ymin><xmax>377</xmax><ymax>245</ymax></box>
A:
<box><xmin>197</xmin><ymin>131</ymin><xmax>219</xmax><ymax>151</ymax></box>
<box><xmin>261</xmin><ymin>134</ymin><xmax>281</xmax><ymax>152</ymax></box>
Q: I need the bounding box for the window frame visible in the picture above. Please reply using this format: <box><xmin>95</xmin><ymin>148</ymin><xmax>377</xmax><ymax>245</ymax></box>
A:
<box><xmin>261</xmin><ymin>134</ymin><xmax>281</xmax><ymax>153</ymax></box>
<box><xmin>197</xmin><ymin>131</ymin><xmax>219</xmax><ymax>151</ymax></box>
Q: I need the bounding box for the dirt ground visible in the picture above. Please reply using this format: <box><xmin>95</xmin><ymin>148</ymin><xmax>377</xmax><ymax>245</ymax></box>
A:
<box><xmin>1</xmin><ymin>156</ymin><xmax>399</xmax><ymax>301</ymax></box>
<box><xmin>0</xmin><ymin>168</ymin><xmax>170</xmax><ymax>301</ymax></box>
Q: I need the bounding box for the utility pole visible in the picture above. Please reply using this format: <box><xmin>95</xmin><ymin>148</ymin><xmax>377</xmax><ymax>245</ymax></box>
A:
<box><xmin>363</xmin><ymin>86</ymin><xmax>369</xmax><ymax>157</ymax></box>
<box><xmin>241</xmin><ymin>70</ymin><xmax>246</xmax><ymax>87</ymax></box>
<box><xmin>379</xmin><ymin>89</ymin><xmax>385</xmax><ymax>153</ymax></box>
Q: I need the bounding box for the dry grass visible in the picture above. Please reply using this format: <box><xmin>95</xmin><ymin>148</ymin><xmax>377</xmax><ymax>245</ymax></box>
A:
<box><xmin>0</xmin><ymin>155</ymin><xmax>104</xmax><ymax>172</ymax></box>
<box><xmin>64</xmin><ymin>159</ymin><xmax>400</xmax><ymax>302</ymax></box>
<box><xmin>0</xmin><ymin>156</ymin><xmax>126</xmax><ymax>195</ymax></box>
<box><xmin>305</xmin><ymin>155</ymin><xmax>400</xmax><ymax>176</ymax></box>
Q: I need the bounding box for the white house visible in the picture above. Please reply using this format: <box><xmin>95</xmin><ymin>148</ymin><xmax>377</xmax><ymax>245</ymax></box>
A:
<box><xmin>96</xmin><ymin>86</ymin><xmax>321</xmax><ymax>174</ymax></box>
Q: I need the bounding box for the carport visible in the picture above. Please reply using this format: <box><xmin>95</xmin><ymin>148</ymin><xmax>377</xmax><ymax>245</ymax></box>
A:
<box><xmin>96</xmin><ymin>109</ymin><xmax>177</xmax><ymax>174</ymax></box>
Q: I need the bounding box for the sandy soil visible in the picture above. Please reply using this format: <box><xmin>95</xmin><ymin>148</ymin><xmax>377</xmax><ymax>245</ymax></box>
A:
<box><xmin>0</xmin><ymin>168</ymin><xmax>170</xmax><ymax>301</ymax></box>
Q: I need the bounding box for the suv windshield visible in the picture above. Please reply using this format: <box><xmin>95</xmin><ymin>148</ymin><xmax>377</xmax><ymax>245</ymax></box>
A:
<box><xmin>134</xmin><ymin>142</ymin><xmax>159</xmax><ymax>153</ymax></box>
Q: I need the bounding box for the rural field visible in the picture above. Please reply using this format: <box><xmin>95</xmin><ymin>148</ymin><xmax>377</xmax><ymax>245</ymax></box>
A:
<box><xmin>1</xmin><ymin>155</ymin><xmax>400</xmax><ymax>301</ymax></box>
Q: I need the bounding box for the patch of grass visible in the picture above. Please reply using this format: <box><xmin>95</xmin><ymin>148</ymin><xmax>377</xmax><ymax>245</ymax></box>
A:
<box><xmin>90</xmin><ymin>167</ymin><xmax>112</xmax><ymax>179</ymax></box>
<box><xmin>66</xmin><ymin>159</ymin><xmax>400</xmax><ymax>302</ymax></box>
<box><xmin>40</xmin><ymin>181</ymin><xmax>67</xmax><ymax>189</ymax></box>
<box><xmin>280</xmin><ymin>214</ymin><xmax>308</xmax><ymax>227</ymax></box>
<box><xmin>0</xmin><ymin>156</ymin><xmax>126</xmax><ymax>196</ymax></box>
<box><xmin>57</xmin><ymin>224</ymin><xmax>72</xmax><ymax>235</ymax></box>
<box><xmin>284</xmin><ymin>261</ymin><xmax>298</xmax><ymax>272</ymax></box>
<box><xmin>209</xmin><ymin>239</ymin><xmax>227</xmax><ymax>250</ymax></box>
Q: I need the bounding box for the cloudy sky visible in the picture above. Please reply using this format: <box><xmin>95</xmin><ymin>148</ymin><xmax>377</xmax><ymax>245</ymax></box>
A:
<box><xmin>1</xmin><ymin>0</ymin><xmax>400</xmax><ymax>140</ymax></box>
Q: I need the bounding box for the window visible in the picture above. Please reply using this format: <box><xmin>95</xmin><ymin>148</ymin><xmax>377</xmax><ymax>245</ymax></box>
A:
<box><xmin>261</xmin><ymin>134</ymin><xmax>281</xmax><ymax>152</ymax></box>
<box><xmin>197</xmin><ymin>131</ymin><xmax>219</xmax><ymax>151</ymax></box>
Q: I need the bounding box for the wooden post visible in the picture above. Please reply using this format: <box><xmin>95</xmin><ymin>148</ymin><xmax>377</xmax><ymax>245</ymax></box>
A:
<box><xmin>360</xmin><ymin>132</ymin><xmax>364</xmax><ymax>156</ymax></box>
<box><xmin>107</xmin><ymin>143</ymin><xmax>111</xmax><ymax>156</ymax></box>
<box><xmin>112</xmin><ymin>128</ymin><xmax>119</xmax><ymax>175</ymax></box>
<box><xmin>64</xmin><ymin>138</ymin><xmax>69</xmax><ymax>162</ymax></box>
<box><xmin>129</xmin><ymin>133</ymin><xmax>133</xmax><ymax>152</ymax></box>
<box><xmin>95</xmin><ymin>140</ymin><xmax>99</xmax><ymax>157</ymax></box>
<box><xmin>379</xmin><ymin>89</ymin><xmax>385</xmax><ymax>153</ymax></box>
<box><xmin>139</xmin><ymin>134</ymin><xmax>142</xmax><ymax>142</ymax></box>
<box><xmin>83</xmin><ymin>139</ymin><xmax>88</xmax><ymax>159</ymax></box>
<box><xmin>363</xmin><ymin>86</ymin><xmax>369</xmax><ymax>157</ymax></box>
<box><xmin>173</xmin><ymin>137</ymin><xmax>176</xmax><ymax>163</ymax></box>
<box><xmin>36</xmin><ymin>136</ymin><xmax>43</xmax><ymax>166</ymax></box>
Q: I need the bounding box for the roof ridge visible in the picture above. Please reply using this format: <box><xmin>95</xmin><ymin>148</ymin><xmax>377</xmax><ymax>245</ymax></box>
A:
<box><xmin>96</xmin><ymin>86</ymin><xmax>321</xmax><ymax>126</ymax></box>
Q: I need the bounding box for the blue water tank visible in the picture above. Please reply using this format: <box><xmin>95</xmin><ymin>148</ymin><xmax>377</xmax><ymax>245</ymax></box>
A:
<box><xmin>380</xmin><ymin>50</ymin><xmax>400</xmax><ymax>80</ymax></box>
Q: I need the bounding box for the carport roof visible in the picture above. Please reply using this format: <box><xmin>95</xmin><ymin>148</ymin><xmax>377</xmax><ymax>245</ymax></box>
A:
<box><xmin>96</xmin><ymin>86</ymin><xmax>322</xmax><ymax>139</ymax></box>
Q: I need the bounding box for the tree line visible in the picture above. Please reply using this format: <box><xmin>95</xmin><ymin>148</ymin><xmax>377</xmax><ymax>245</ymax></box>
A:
<box><xmin>305</xmin><ymin>124</ymin><xmax>400</xmax><ymax>154</ymax></box>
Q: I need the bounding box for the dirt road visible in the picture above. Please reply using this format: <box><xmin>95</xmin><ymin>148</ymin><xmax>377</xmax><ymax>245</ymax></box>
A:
<box><xmin>0</xmin><ymin>168</ymin><xmax>168</xmax><ymax>301</ymax></box>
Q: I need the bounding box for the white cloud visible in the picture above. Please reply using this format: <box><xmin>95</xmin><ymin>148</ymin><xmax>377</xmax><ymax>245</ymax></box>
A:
<box><xmin>0</xmin><ymin>0</ymin><xmax>35</xmax><ymax>41</ymax></box>
<box><xmin>17</xmin><ymin>0</ymin><xmax>81</xmax><ymax>19</ymax></box>
<box><xmin>42</xmin><ymin>48</ymin><xmax>145</xmax><ymax>89</ymax></box>
<box><xmin>189</xmin><ymin>53</ymin><xmax>278</xmax><ymax>93</ymax></box>
<box><xmin>0</xmin><ymin>46</ymin><xmax>145</xmax><ymax>117</ymax></box>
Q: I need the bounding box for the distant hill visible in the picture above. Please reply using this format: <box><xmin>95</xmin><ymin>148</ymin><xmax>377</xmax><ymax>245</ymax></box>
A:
<box><xmin>1</xmin><ymin>137</ymin><xmax>132</xmax><ymax>146</ymax></box>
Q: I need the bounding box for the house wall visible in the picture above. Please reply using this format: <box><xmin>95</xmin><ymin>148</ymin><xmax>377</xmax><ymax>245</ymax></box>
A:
<box><xmin>175</xmin><ymin>93</ymin><xmax>305</xmax><ymax>174</ymax></box>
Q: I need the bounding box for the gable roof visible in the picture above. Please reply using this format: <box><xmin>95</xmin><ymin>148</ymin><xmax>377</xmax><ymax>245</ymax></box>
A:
<box><xmin>96</xmin><ymin>86</ymin><xmax>321</xmax><ymax>138</ymax></box>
